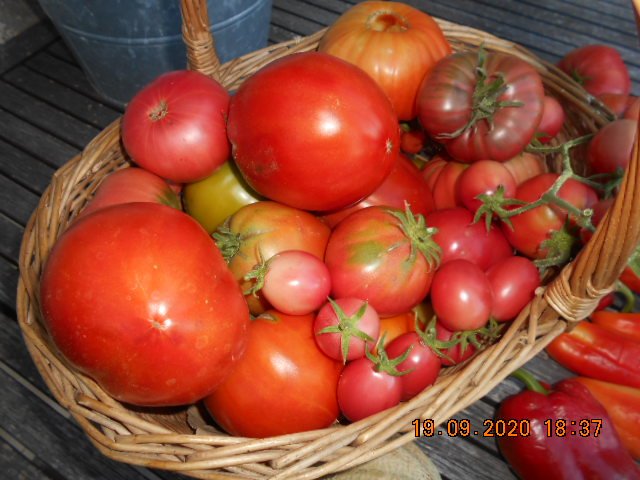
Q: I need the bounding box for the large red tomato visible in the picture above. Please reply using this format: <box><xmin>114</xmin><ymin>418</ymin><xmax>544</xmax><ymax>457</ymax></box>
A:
<box><xmin>417</xmin><ymin>50</ymin><xmax>544</xmax><ymax>162</ymax></box>
<box><xmin>122</xmin><ymin>70</ymin><xmax>230</xmax><ymax>183</ymax></box>
<box><xmin>40</xmin><ymin>203</ymin><xmax>249</xmax><ymax>406</ymax></box>
<box><xmin>587</xmin><ymin>119</ymin><xmax>637</xmax><ymax>175</ymax></box>
<box><xmin>227</xmin><ymin>52</ymin><xmax>400</xmax><ymax>211</ymax></box>
<box><xmin>204</xmin><ymin>311</ymin><xmax>342</xmax><ymax>437</ymax></box>
<box><xmin>318</xmin><ymin>1</ymin><xmax>451</xmax><ymax>120</ymax></box>
<box><xmin>557</xmin><ymin>45</ymin><xmax>631</xmax><ymax>97</ymax></box>
<box><xmin>214</xmin><ymin>201</ymin><xmax>331</xmax><ymax>314</ymax></box>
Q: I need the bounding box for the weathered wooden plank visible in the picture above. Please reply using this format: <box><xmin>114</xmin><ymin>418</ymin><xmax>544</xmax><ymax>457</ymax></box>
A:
<box><xmin>3</xmin><ymin>66</ymin><xmax>120</xmax><ymax>129</ymax></box>
<box><xmin>271</xmin><ymin>4</ymin><xmax>327</xmax><ymax>36</ymax></box>
<box><xmin>0</xmin><ymin>259</ymin><xmax>18</xmax><ymax>309</ymax></box>
<box><xmin>275</xmin><ymin>0</ymin><xmax>341</xmax><ymax>28</ymax></box>
<box><xmin>0</xmin><ymin>436</ymin><xmax>56</xmax><ymax>480</ymax></box>
<box><xmin>0</xmin><ymin>108</ymin><xmax>79</xmax><ymax>169</ymax></box>
<box><xmin>45</xmin><ymin>40</ymin><xmax>76</xmax><ymax>64</ymax></box>
<box><xmin>0</xmin><ymin>214</ymin><xmax>23</xmax><ymax>262</ymax></box>
<box><xmin>0</xmin><ymin>80</ymin><xmax>100</xmax><ymax>149</ymax></box>
<box><xmin>0</xmin><ymin>173</ymin><xmax>40</xmax><ymax>227</ymax></box>
<box><xmin>0</xmin><ymin>138</ymin><xmax>54</xmax><ymax>194</ymax></box>
<box><xmin>0</xmin><ymin>21</ymin><xmax>57</xmax><ymax>75</ymax></box>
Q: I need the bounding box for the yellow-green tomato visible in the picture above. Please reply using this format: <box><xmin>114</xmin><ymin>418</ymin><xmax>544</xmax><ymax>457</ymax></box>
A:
<box><xmin>183</xmin><ymin>161</ymin><xmax>261</xmax><ymax>233</ymax></box>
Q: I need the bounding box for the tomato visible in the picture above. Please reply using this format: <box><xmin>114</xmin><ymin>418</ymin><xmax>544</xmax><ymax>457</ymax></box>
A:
<box><xmin>183</xmin><ymin>161</ymin><xmax>261</xmax><ymax>234</ymax></box>
<box><xmin>503</xmin><ymin>152</ymin><xmax>548</xmax><ymax>186</ymax></box>
<box><xmin>422</xmin><ymin>154</ymin><xmax>449</xmax><ymax>191</ymax></box>
<box><xmin>536</xmin><ymin>95</ymin><xmax>565</xmax><ymax>143</ymax></box>
<box><xmin>337</xmin><ymin>356</ymin><xmax>402</xmax><ymax>422</ymax></box>
<box><xmin>318</xmin><ymin>1</ymin><xmax>451</xmax><ymax>120</ymax></box>
<box><xmin>228</xmin><ymin>52</ymin><xmax>400</xmax><ymax>211</ymax></box>
<box><xmin>425</xmin><ymin>207</ymin><xmax>513</xmax><ymax>271</ymax></box>
<box><xmin>377</xmin><ymin>311</ymin><xmax>416</xmax><ymax>349</ymax></box>
<box><xmin>599</xmin><ymin>93</ymin><xmax>632</xmax><ymax>118</ymax></box>
<box><xmin>253</xmin><ymin>250</ymin><xmax>331</xmax><ymax>316</ymax></box>
<box><xmin>558</xmin><ymin>45</ymin><xmax>631</xmax><ymax>97</ymax></box>
<box><xmin>436</xmin><ymin>322</ymin><xmax>477</xmax><ymax>366</ymax></box>
<box><xmin>625</xmin><ymin>96</ymin><xmax>640</xmax><ymax>120</ymax></box>
<box><xmin>587</xmin><ymin>119</ymin><xmax>637</xmax><ymax>175</ymax></box>
<box><xmin>314</xmin><ymin>298</ymin><xmax>380</xmax><ymax>363</ymax></box>
<box><xmin>400</xmin><ymin>128</ymin><xmax>427</xmax><ymax>154</ymax></box>
<box><xmin>77</xmin><ymin>167</ymin><xmax>180</xmax><ymax>220</ymax></box>
<box><xmin>386</xmin><ymin>332</ymin><xmax>441</xmax><ymax>400</ymax></box>
<box><xmin>40</xmin><ymin>203</ymin><xmax>249</xmax><ymax>406</ymax></box>
<box><xmin>122</xmin><ymin>70</ymin><xmax>230</xmax><ymax>183</ymax></box>
<box><xmin>456</xmin><ymin>160</ymin><xmax>516</xmax><ymax>214</ymax></box>
<box><xmin>214</xmin><ymin>201</ymin><xmax>330</xmax><ymax>315</ymax></box>
<box><xmin>204</xmin><ymin>311</ymin><xmax>342</xmax><ymax>437</ymax></box>
<box><xmin>431</xmin><ymin>160</ymin><xmax>467</xmax><ymax>210</ymax></box>
<box><xmin>320</xmin><ymin>155</ymin><xmax>435</xmax><ymax>228</ymax></box>
<box><xmin>486</xmin><ymin>256</ymin><xmax>540</xmax><ymax>322</ymax></box>
<box><xmin>431</xmin><ymin>259</ymin><xmax>493</xmax><ymax>331</ymax></box>
<box><xmin>502</xmin><ymin>173</ymin><xmax>598</xmax><ymax>260</ymax></box>
<box><xmin>324</xmin><ymin>206</ymin><xmax>439</xmax><ymax>317</ymax></box>
<box><xmin>417</xmin><ymin>50</ymin><xmax>544</xmax><ymax>162</ymax></box>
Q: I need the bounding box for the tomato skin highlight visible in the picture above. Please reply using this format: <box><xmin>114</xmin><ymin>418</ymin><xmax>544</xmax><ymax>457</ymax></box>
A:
<box><xmin>486</xmin><ymin>256</ymin><xmax>540</xmax><ymax>322</ymax></box>
<box><xmin>40</xmin><ymin>203</ymin><xmax>249</xmax><ymax>407</ymax></box>
<box><xmin>204</xmin><ymin>311</ymin><xmax>342</xmax><ymax>437</ymax></box>
<box><xmin>228</xmin><ymin>52</ymin><xmax>400</xmax><ymax>211</ymax></box>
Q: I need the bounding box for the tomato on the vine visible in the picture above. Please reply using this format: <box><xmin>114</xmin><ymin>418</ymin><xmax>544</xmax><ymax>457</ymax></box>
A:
<box><xmin>456</xmin><ymin>160</ymin><xmax>517</xmax><ymax>214</ymax></box>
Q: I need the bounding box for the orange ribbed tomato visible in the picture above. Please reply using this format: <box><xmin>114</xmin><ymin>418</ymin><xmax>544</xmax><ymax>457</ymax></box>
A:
<box><xmin>318</xmin><ymin>1</ymin><xmax>451</xmax><ymax>120</ymax></box>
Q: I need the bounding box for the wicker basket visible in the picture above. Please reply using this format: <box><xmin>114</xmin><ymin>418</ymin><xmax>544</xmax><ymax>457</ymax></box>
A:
<box><xmin>17</xmin><ymin>1</ymin><xmax>640</xmax><ymax>479</ymax></box>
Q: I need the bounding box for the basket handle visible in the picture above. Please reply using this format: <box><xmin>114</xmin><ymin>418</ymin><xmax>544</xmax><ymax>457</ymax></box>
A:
<box><xmin>544</xmin><ymin>0</ymin><xmax>640</xmax><ymax>322</ymax></box>
<box><xmin>180</xmin><ymin>0</ymin><xmax>221</xmax><ymax>80</ymax></box>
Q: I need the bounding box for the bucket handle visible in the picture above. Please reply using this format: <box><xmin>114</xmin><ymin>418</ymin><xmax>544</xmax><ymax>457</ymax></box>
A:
<box><xmin>180</xmin><ymin>0</ymin><xmax>221</xmax><ymax>81</ymax></box>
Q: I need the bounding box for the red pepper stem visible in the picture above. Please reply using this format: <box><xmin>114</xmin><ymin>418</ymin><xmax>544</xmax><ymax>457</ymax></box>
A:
<box><xmin>510</xmin><ymin>368</ymin><xmax>550</xmax><ymax>395</ymax></box>
<box><xmin>616</xmin><ymin>280</ymin><xmax>636</xmax><ymax>313</ymax></box>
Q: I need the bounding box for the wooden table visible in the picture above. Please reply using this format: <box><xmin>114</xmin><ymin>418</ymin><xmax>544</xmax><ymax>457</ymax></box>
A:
<box><xmin>1</xmin><ymin>1</ymin><xmax>637</xmax><ymax>479</ymax></box>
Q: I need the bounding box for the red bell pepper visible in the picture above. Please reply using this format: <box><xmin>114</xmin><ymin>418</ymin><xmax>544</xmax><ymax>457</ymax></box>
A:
<box><xmin>546</xmin><ymin>321</ymin><xmax>640</xmax><ymax>388</ymax></box>
<box><xmin>497</xmin><ymin>370</ymin><xmax>640</xmax><ymax>480</ymax></box>
<box><xmin>573</xmin><ymin>377</ymin><xmax>640</xmax><ymax>459</ymax></box>
<box><xmin>591</xmin><ymin>311</ymin><xmax>640</xmax><ymax>343</ymax></box>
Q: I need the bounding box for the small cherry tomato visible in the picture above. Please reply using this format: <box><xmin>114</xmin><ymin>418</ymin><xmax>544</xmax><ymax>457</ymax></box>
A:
<box><xmin>486</xmin><ymin>256</ymin><xmax>540</xmax><ymax>322</ymax></box>
<box><xmin>536</xmin><ymin>95</ymin><xmax>565</xmax><ymax>143</ymax></box>
<box><xmin>456</xmin><ymin>160</ymin><xmax>517</xmax><ymax>214</ymax></box>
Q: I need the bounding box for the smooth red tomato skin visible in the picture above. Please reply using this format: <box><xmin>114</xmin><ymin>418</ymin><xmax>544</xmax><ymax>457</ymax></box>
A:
<box><xmin>262</xmin><ymin>251</ymin><xmax>331</xmax><ymax>316</ymax></box>
<box><xmin>318</xmin><ymin>1</ymin><xmax>451</xmax><ymax>120</ymax></box>
<box><xmin>558</xmin><ymin>45</ymin><xmax>631</xmax><ymax>97</ymax></box>
<box><xmin>625</xmin><ymin>97</ymin><xmax>640</xmax><ymax>120</ymax></box>
<box><xmin>587</xmin><ymin>119</ymin><xmax>637</xmax><ymax>175</ymax></box>
<box><xmin>40</xmin><ymin>203</ymin><xmax>249</xmax><ymax>406</ymax></box>
<box><xmin>386</xmin><ymin>332</ymin><xmax>441</xmax><ymax>400</ymax></box>
<box><xmin>337</xmin><ymin>356</ymin><xmax>402</xmax><ymax>422</ymax></box>
<box><xmin>122</xmin><ymin>70</ymin><xmax>230</xmax><ymax>183</ymax></box>
<box><xmin>204</xmin><ymin>311</ymin><xmax>342</xmax><ymax>437</ymax></box>
<box><xmin>456</xmin><ymin>160</ymin><xmax>517</xmax><ymax>214</ymax></box>
<box><xmin>314</xmin><ymin>298</ymin><xmax>380</xmax><ymax>362</ymax></box>
<box><xmin>417</xmin><ymin>51</ymin><xmax>544</xmax><ymax>162</ymax></box>
<box><xmin>486</xmin><ymin>256</ymin><xmax>540</xmax><ymax>322</ymax></box>
<box><xmin>503</xmin><ymin>152</ymin><xmax>548</xmax><ymax>186</ymax></box>
<box><xmin>432</xmin><ymin>160</ymin><xmax>467</xmax><ymax>210</ymax></box>
<box><xmin>537</xmin><ymin>96</ymin><xmax>565</xmax><ymax>143</ymax></box>
<box><xmin>431</xmin><ymin>259</ymin><xmax>493</xmax><ymax>331</ymax></box>
<box><xmin>228</xmin><ymin>52</ymin><xmax>400</xmax><ymax>211</ymax></box>
<box><xmin>78</xmin><ymin>167</ymin><xmax>180</xmax><ymax>219</ymax></box>
<box><xmin>426</xmin><ymin>207</ymin><xmax>513</xmax><ymax>271</ymax></box>
<box><xmin>321</xmin><ymin>155</ymin><xmax>435</xmax><ymax>228</ymax></box>
<box><xmin>325</xmin><ymin>206</ymin><xmax>435</xmax><ymax>317</ymax></box>
<box><xmin>377</xmin><ymin>311</ymin><xmax>415</xmax><ymax>348</ymax></box>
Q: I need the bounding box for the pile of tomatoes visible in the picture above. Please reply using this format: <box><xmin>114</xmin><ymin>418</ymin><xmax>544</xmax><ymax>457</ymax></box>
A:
<box><xmin>38</xmin><ymin>1</ymin><xmax>637</xmax><ymax>438</ymax></box>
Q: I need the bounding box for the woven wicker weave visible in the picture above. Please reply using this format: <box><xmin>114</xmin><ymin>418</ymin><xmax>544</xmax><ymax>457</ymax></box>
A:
<box><xmin>17</xmin><ymin>1</ymin><xmax>640</xmax><ymax>479</ymax></box>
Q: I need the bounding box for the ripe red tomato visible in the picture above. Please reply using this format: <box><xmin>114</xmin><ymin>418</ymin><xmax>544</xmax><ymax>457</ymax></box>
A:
<box><xmin>431</xmin><ymin>160</ymin><xmax>467</xmax><ymax>210</ymax></box>
<box><xmin>122</xmin><ymin>70</ymin><xmax>230</xmax><ymax>183</ymax></box>
<box><xmin>436</xmin><ymin>322</ymin><xmax>477</xmax><ymax>366</ymax></box>
<box><xmin>228</xmin><ymin>52</ymin><xmax>400</xmax><ymax>211</ymax></box>
<box><xmin>40</xmin><ymin>203</ymin><xmax>249</xmax><ymax>406</ymax></box>
<box><xmin>204</xmin><ymin>311</ymin><xmax>342</xmax><ymax>437</ymax></box>
<box><xmin>78</xmin><ymin>167</ymin><xmax>180</xmax><ymax>219</ymax></box>
<box><xmin>536</xmin><ymin>95</ymin><xmax>565</xmax><ymax>143</ymax></box>
<box><xmin>456</xmin><ymin>160</ymin><xmax>517</xmax><ymax>214</ymax></box>
<box><xmin>417</xmin><ymin>50</ymin><xmax>544</xmax><ymax>162</ymax></box>
<box><xmin>258</xmin><ymin>250</ymin><xmax>331</xmax><ymax>316</ymax></box>
<box><xmin>386</xmin><ymin>332</ymin><xmax>441</xmax><ymax>400</ymax></box>
<box><xmin>486</xmin><ymin>256</ymin><xmax>540</xmax><ymax>322</ymax></box>
<box><xmin>214</xmin><ymin>201</ymin><xmax>330</xmax><ymax>315</ymax></box>
<box><xmin>321</xmin><ymin>155</ymin><xmax>435</xmax><ymax>227</ymax></box>
<box><xmin>425</xmin><ymin>207</ymin><xmax>513</xmax><ymax>271</ymax></box>
<box><xmin>625</xmin><ymin>96</ymin><xmax>640</xmax><ymax>120</ymax></box>
<box><xmin>318</xmin><ymin>1</ymin><xmax>451</xmax><ymax>120</ymax></box>
<box><xmin>430</xmin><ymin>259</ymin><xmax>493</xmax><ymax>331</ymax></box>
<box><xmin>587</xmin><ymin>119</ymin><xmax>637</xmax><ymax>175</ymax></box>
<box><xmin>377</xmin><ymin>311</ymin><xmax>416</xmax><ymax>349</ymax></box>
<box><xmin>314</xmin><ymin>298</ymin><xmax>380</xmax><ymax>363</ymax></box>
<box><xmin>558</xmin><ymin>45</ymin><xmax>631</xmax><ymax>97</ymax></box>
<box><xmin>325</xmin><ymin>206</ymin><xmax>439</xmax><ymax>317</ymax></box>
<box><xmin>337</xmin><ymin>356</ymin><xmax>402</xmax><ymax>422</ymax></box>
<box><xmin>503</xmin><ymin>152</ymin><xmax>548</xmax><ymax>186</ymax></box>
<box><xmin>422</xmin><ymin>154</ymin><xmax>449</xmax><ymax>191</ymax></box>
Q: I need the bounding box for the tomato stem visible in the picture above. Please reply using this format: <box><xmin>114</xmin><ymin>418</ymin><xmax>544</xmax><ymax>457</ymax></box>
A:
<box><xmin>366</xmin><ymin>335</ymin><xmax>414</xmax><ymax>376</ymax></box>
<box><xmin>388</xmin><ymin>202</ymin><xmax>441</xmax><ymax>269</ymax></box>
<box><xmin>149</xmin><ymin>100</ymin><xmax>169</xmax><ymax>122</ymax></box>
<box><xmin>212</xmin><ymin>223</ymin><xmax>243</xmax><ymax>262</ymax></box>
<box><xmin>616</xmin><ymin>280</ymin><xmax>636</xmax><ymax>313</ymax></box>
<box><xmin>510</xmin><ymin>368</ymin><xmax>550</xmax><ymax>395</ymax></box>
<box><xmin>318</xmin><ymin>299</ymin><xmax>376</xmax><ymax>364</ymax></box>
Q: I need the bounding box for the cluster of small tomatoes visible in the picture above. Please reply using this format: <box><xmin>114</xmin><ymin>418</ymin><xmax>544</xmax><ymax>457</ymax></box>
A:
<box><xmin>38</xmin><ymin>1</ymin><xmax>638</xmax><ymax>438</ymax></box>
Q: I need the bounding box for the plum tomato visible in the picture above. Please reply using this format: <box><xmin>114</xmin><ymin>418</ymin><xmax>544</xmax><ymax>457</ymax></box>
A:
<box><xmin>314</xmin><ymin>298</ymin><xmax>380</xmax><ymax>363</ymax></box>
<box><xmin>430</xmin><ymin>259</ymin><xmax>493</xmax><ymax>331</ymax></box>
<box><xmin>486</xmin><ymin>256</ymin><xmax>540</xmax><ymax>322</ymax></box>
<box><xmin>122</xmin><ymin>70</ymin><xmax>230</xmax><ymax>183</ymax></box>
<box><xmin>204</xmin><ymin>311</ymin><xmax>342</xmax><ymax>437</ymax></box>
<box><xmin>40</xmin><ymin>203</ymin><xmax>249</xmax><ymax>406</ymax></box>
<box><xmin>456</xmin><ymin>160</ymin><xmax>517</xmax><ymax>214</ymax></box>
<box><xmin>324</xmin><ymin>205</ymin><xmax>440</xmax><ymax>317</ymax></box>
<box><xmin>227</xmin><ymin>52</ymin><xmax>400</xmax><ymax>211</ymax></box>
<box><xmin>245</xmin><ymin>250</ymin><xmax>331</xmax><ymax>316</ymax></box>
